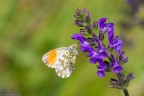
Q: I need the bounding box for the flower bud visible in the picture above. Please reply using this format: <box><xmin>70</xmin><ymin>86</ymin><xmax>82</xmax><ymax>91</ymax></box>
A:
<box><xmin>119</xmin><ymin>51</ymin><xmax>128</xmax><ymax>64</ymax></box>
<box><xmin>85</xmin><ymin>25</ymin><xmax>92</xmax><ymax>34</ymax></box>
<box><xmin>99</xmin><ymin>32</ymin><xmax>104</xmax><ymax>41</ymax></box>
<box><xmin>80</xmin><ymin>29</ymin><xmax>87</xmax><ymax>35</ymax></box>
<box><xmin>85</xmin><ymin>11</ymin><xmax>91</xmax><ymax>23</ymax></box>
<box><xmin>93</xmin><ymin>21</ymin><xmax>98</xmax><ymax>29</ymax></box>
<box><xmin>74</xmin><ymin>20</ymin><xmax>85</xmax><ymax>27</ymax></box>
<box><xmin>125</xmin><ymin>73</ymin><xmax>134</xmax><ymax>83</ymax></box>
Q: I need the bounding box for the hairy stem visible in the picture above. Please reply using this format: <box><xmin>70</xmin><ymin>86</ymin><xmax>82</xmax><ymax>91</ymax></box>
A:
<box><xmin>117</xmin><ymin>73</ymin><xmax>129</xmax><ymax>96</ymax></box>
<box><xmin>123</xmin><ymin>88</ymin><xmax>129</xmax><ymax>96</ymax></box>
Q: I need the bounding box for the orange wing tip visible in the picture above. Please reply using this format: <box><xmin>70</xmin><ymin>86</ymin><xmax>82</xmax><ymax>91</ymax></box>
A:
<box><xmin>47</xmin><ymin>49</ymin><xmax>57</xmax><ymax>66</ymax></box>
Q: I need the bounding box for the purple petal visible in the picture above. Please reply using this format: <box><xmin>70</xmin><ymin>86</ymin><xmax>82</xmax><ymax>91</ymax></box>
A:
<box><xmin>80</xmin><ymin>43</ymin><xmax>93</xmax><ymax>52</ymax></box>
<box><xmin>96</xmin><ymin>59</ymin><xmax>105</xmax><ymax>68</ymax></box>
<box><xmin>98</xmin><ymin>51</ymin><xmax>108</xmax><ymax>59</ymax></box>
<box><xmin>110</xmin><ymin>36</ymin><xmax>123</xmax><ymax>53</ymax></box>
<box><xmin>90</xmin><ymin>55</ymin><xmax>104</xmax><ymax>64</ymax></box>
<box><xmin>90</xmin><ymin>56</ymin><xmax>98</xmax><ymax>64</ymax></box>
<box><xmin>94</xmin><ymin>37</ymin><xmax>108</xmax><ymax>58</ymax></box>
<box><xmin>90</xmin><ymin>49</ymin><xmax>107</xmax><ymax>64</ymax></box>
<box><xmin>107</xmin><ymin>22</ymin><xmax>114</xmax><ymax>28</ymax></box>
<box><xmin>97</xmin><ymin>46</ymin><xmax>108</xmax><ymax>59</ymax></box>
<box><xmin>113</xmin><ymin>65</ymin><xmax>123</xmax><ymax>73</ymax></box>
<box><xmin>71</xmin><ymin>34</ymin><xmax>86</xmax><ymax>44</ymax></box>
<box><xmin>114</xmin><ymin>39</ymin><xmax>123</xmax><ymax>51</ymax></box>
<box><xmin>113</xmin><ymin>37</ymin><xmax>123</xmax><ymax>54</ymax></box>
<box><xmin>107</xmin><ymin>23</ymin><xmax>114</xmax><ymax>45</ymax></box>
<box><xmin>87</xmin><ymin>50</ymin><xmax>95</xmax><ymax>57</ymax></box>
<box><xmin>97</xmin><ymin>69</ymin><xmax>105</xmax><ymax>77</ymax></box>
<box><xmin>90</xmin><ymin>52</ymin><xmax>100</xmax><ymax>64</ymax></box>
<box><xmin>99</xmin><ymin>18</ymin><xmax>106</xmax><ymax>29</ymax></box>
<box><xmin>99</xmin><ymin>18</ymin><xmax>107</xmax><ymax>33</ymax></box>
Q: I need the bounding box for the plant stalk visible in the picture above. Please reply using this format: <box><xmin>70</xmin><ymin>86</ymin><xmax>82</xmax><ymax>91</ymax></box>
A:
<box><xmin>123</xmin><ymin>88</ymin><xmax>129</xmax><ymax>96</ymax></box>
<box><xmin>117</xmin><ymin>73</ymin><xmax>129</xmax><ymax>96</ymax></box>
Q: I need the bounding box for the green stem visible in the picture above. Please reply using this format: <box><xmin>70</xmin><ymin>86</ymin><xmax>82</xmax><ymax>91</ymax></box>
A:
<box><xmin>123</xmin><ymin>88</ymin><xmax>129</xmax><ymax>96</ymax></box>
<box><xmin>117</xmin><ymin>73</ymin><xmax>129</xmax><ymax>96</ymax></box>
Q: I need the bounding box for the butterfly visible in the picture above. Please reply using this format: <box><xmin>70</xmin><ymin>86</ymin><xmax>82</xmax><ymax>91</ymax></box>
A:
<box><xmin>42</xmin><ymin>44</ymin><xmax>78</xmax><ymax>78</ymax></box>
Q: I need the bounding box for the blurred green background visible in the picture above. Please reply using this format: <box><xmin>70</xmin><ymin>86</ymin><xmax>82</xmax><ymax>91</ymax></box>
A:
<box><xmin>0</xmin><ymin>0</ymin><xmax>144</xmax><ymax>96</ymax></box>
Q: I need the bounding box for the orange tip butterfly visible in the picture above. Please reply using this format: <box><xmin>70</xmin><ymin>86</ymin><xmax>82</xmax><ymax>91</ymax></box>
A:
<box><xmin>42</xmin><ymin>44</ymin><xmax>78</xmax><ymax>78</ymax></box>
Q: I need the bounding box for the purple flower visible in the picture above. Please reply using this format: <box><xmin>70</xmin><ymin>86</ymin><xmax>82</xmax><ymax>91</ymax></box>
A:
<box><xmin>113</xmin><ymin>64</ymin><xmax>123</xmax><ymax>73</ymax></box>
<box><xmin>97</xmin><ymin>69</ymin><xmax>105</xmax><ymax>77</ymax></box>
<box><xmin>106</xmin><ymin>22</ymin><xmax>123</xmax><ymax>54</ymax></box>
<box><xmin>89</xmin><ymin>44</ymin><xmax>107</xmax><ymax>64</ymax></box>
<box><xmin>107</xmin><ymin>22</ymin><xmax>114</xmax><ymax>45</ymax></box>
<box><xmin>97</xmin><ymin>47</ymin><xmax>108</xmax><ymax>58</ymax></box>
<box><xmin>94</xmin><ymin>37</ymin><xmax>108</xmax><ymax>58</ymax></box>
<box><xmin>99</xmin><ymin>18</ymin><xmax>107</xmax><ymax>33</ymax></box>
<box><xmin>90</xmin><ymin>52</ymin><xmax>101</xmax><ymax>64</ymax></box>
<box><xmin>96</xmin><ymin>59</ymin><xmax>107</xmax><ymax>77</ymax></box>
<box><xmin>72</xmin><ymin>34</ymin><xmax>86</xmax><ymax>44</ymax></box>
<box><xmin>112</xmin><ymin>36</ymin><xmax>123</xmax><ymax>54</ymax></box>
<box><xmin>80</xmin><ymin>43</ymin><xmax>93</xmax><ymax>52</ymax></box>
<box><xmin>98</xmin><ymin>18</ymin><xmax>122</xmax><ymax>53</ymax></box>
<box><xmin>72</xmin><ymin>34</ymin><xmax>94</xmax><ymax>53</ymax></box>
<box><xmin>110</xmin><ymin>54</ymin><xmax>123</xmax><ymax>73</ymax></box>
<box><xmin>72</xmin><ymin>34</ymin><xmax>108</xmax><ymax>66</ymax></box>
<box><xmin>72</xmin><ymin>9</ymin><xmax>133</xmax><ymax>90</ymax></box>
